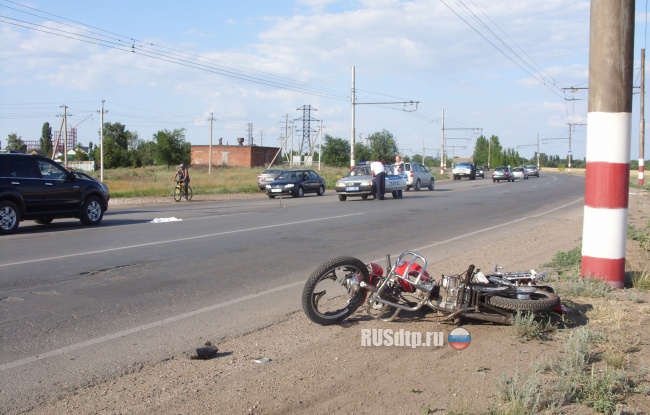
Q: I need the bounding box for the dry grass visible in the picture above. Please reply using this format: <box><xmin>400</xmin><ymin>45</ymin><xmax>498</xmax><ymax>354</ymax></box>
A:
<box><xmin>632</xmin><ymin>269</ymin><xmax>650</xmax><ymax>291</ymax></box>
<box><xmin>91</xmin><ymin>165</ymin><xmax>352</xmax><ymax>198</ymax></box>
<box><xmin>586</xmin><ymin>299</ymin><xmax>628</xmax><ymax>330</ymax></box>
<box><xmin>90</xmin><ymin>164</ymin><xmax>453</xmax><ymax>198</ymax></box>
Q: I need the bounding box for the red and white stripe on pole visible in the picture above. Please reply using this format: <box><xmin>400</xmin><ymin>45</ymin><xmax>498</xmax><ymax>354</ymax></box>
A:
<box><xmin>581</xmin><ymin>0</ymin><xmax>634</xmax><ymax>288</ymax></box>
<box><xmin>582</xmin><ymin>113</ymin><xmax>630</xmax><ymax>288</ymax></box>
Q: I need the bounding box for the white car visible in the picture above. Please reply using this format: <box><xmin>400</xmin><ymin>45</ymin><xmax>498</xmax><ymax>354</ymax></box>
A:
<box><xmin>335</xmin><ymin>165</ymin><xmax>407</xmax><ymax>201</ymax></box>
<box><xmin>403</xmin><ymin>162</ymin><xmax>435</xmax><ymax>191</ymax></box>
<box><xmin>512</xmin><ymin>166</ymin><xmax>529</xmax><ymax>180</ymax></box>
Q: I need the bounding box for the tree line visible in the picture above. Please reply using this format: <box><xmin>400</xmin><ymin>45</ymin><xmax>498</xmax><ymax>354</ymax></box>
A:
<box><xmin>4</xmin><ymin>122</ymin><xmax>191</xmax><ymax>169</ymax></box>
<box><xmin>318</xmin><ymin>131</ymin><xmax>587</xmax><ymax>169</ymax></box>
<box><xmin>3</xmin><ymin>122</ymin><xmax>609</xmax><ymax>170</ymax></box>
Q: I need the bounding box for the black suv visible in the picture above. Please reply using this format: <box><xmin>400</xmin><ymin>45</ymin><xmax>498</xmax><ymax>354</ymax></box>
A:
<box><xmin>0</xmin><ymin>153</ymin><xmax>110</xmax><ymax>235</ymax></box>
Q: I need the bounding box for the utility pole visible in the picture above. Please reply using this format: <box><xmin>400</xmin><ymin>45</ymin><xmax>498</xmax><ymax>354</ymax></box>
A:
<box><xmin>97</xmin><ymin>101</ymin><xmax>108</xmax><ymax>181</ymax></box>
<box><xmin>440</xmin><ymin>109</ymin><xmax>481</xmax><ymax>170</ymax></box>
<box><xmin>441</xmin><ymin>109</ymin><xmax>445</xmax><ymax>175</ymax></box>
<box><xmin>281</xmin><ymin>114</ymin><xmax>290</xmax><ymax>152</ymax></box>
<box><xmin>52</xmin><ymin>114</ymin><xmax>65</xmax><ymax>160</ymax></box>
<box><xmin>290</xmin><ymin>120</ymin><xmax>295</xmax><ymax>167</ymax></box>
<box><xmin>567</xmin><ymin>123</ymin><xmax>586</xmax><ymax>173</ymax></box>
<box><xmin>582</xmin><ymin>0</ymin><xmax>634</xmax><ymax>288</ymax></box>
<box><xmin>446</xmin><ymin>145</ymin><xmax>467</xmax><ymax>159</ymax></box>
<box><xmin>260</xmin><ymin>130</ymin><xmax>263</xmax><ymax>147</ymax></box>
<box><xmin>487</xmin><ymin>138</ymin><xmax>491</xmax><ymax>169</ymax></box>
<box><xmin>537</xmin><ymin>134</ymin><xmax>540</xmax><ymax>169</ymax></box>
<box><xmin>350</xmin><ymin>66</ymin><xmax>356</xmax><ymax>169</ymax></box>
<box><xmin>422</xmin><ymin>139</ymin><xmax>425</xmax><ymax>162</ymax></box>
<box><xmin>640</xmin><ymin>48</ymin><xmax>646</xmax><ymax>186</ymax></box>
<box><xmin>318</xmin><ymin>119</ymin><xmax>325</xmax><ymax>171</ymax></box>
<box><xmin>350</xmin><ymin>65</ymin><xmax>418</xmax><ymax>169</ymax></box>
<box><xmin>61</xmin><ymin>105</ymin><xmax>69</xmax><ymax>167</ymax></box>
<box><xmin>208</xmin><ymin>112</ymin><xmax>214</xmax><ymax>175</ymax></box>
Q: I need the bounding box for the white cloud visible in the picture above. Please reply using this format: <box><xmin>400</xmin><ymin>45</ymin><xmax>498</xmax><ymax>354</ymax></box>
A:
<box><xmin>0</xmin><ymin>0</ymin><xmax>642</xmax><ymax>160</ymax></box>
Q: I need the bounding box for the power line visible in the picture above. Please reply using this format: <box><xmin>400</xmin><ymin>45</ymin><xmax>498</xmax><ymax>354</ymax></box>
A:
<box><xmin>464</xmin><ymin>0</ymin><xmax>560</xmax><ymax>88</ymax></box>
<box><xmin>0</xmin><ymin>2</ymin><xmax>350</xmax><ymax>101</ymax></box>
<box><xmin>440</xmin><ymin>0</ymin><xmax>565</xmax><ymax>100</ymax></box>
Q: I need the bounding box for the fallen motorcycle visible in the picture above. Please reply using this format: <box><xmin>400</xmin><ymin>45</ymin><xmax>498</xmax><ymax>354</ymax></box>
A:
<box><xmin>302</xmin><ymin>251</ymin><xmax>561</xmax><ymax>325</ymax></box>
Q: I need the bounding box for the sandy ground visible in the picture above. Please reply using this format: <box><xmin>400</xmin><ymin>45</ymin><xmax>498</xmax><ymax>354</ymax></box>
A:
<box><xmin>16</xmin><ymin>190</ymin><xmax>650</xmax><ymax>415</ymax></box>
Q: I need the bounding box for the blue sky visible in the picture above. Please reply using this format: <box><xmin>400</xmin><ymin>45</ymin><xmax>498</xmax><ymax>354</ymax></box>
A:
<box><xmin>1</xmin><ymin>0</ymin><xmax>648</xmax><ymax>162</ymax></box>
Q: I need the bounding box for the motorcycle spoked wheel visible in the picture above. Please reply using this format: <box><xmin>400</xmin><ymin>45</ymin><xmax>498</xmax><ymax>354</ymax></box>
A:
<box><xmin>485</xmin><ymin>290</ymin><xmax>560</xmax><ymax>312</ymax></box>
<box><xmin>302</xmin><ymin>256</ymin><xmax>370</xmax><ymax>325</ymax></box>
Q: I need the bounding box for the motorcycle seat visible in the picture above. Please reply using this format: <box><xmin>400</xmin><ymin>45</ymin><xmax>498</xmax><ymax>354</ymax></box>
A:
<box><xmin>471</xmin><ymin>283</ymin><xmax>509</xmax><ymax>293</ymax></box>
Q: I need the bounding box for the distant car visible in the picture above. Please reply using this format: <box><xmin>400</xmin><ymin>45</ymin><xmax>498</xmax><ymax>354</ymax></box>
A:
<box><xmin>403</xmin><ymin>162</ymin><xmax>435</xmax><ymax>191</ymax></box>
<box><xmin>492</xmin><ymin>166</ymin><xmax>515</xmax><ymax>182</ymax></box>
<box><xmin>257</xmin><ymin>168</ymin><xmax>285</xmax><ymax>190</ymax></box>
<box><xmin>265</xmin><ymin>169</ymin><xmax>326</xmax><ymax>198</ymax></box>
<box><xmin>475</xmin><ymin>165</ymin><xmax>485</xmax><ymax>178</ymax></box>
<box><xmin>483</xmin><ymin>165</ymin><xmax>490</xmax><ymax>171</ymax></box>
<box><xmin>335</xmin><ymin>165</ymin><xmax>407</xmax><ymax>201</ymax></box>
<box><xmin>452</xmin><ymin>161</ymin><xmax>476</xmax><ymax>180</ymax></box>
<box><xmin>512</xmin><ymin>166</ymin><xmax>529</xmax><ymax>180</ymax></box>
<box><xmin>525</xmin><ymin>165</ymin><xmax>540</xmax><ymax>177</ymax></box>
<box><xmin>73</xmin><ymin>171</ymin><xmax>110</xmax><ymax>193</ymax></box>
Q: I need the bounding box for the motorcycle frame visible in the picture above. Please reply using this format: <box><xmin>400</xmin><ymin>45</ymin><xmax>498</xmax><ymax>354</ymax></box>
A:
<box><xmin>362</xmin><ymin>251</ymin><xmax>517</xmax><ymax>325</ymax></box>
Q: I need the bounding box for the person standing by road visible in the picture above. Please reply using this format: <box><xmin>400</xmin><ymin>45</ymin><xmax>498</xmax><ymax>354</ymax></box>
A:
<box><xmin>370</xmin><ymin>160</ymin><xmax>386</xmax><ymax>200</ymax></box>
<box><xmin>393</xmin><ymin>155</ymin><xmax>404</xmax><ymax>199</ymax></box>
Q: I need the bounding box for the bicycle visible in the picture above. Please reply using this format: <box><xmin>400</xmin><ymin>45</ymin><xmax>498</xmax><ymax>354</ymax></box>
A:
<box><xmin>173</xmin><ymin>181</ymin><xmax>193</xmax><ymax>202</ymax></box>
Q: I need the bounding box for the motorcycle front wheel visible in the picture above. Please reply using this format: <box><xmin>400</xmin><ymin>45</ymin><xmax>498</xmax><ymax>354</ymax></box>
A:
<box><xmin>302</xmin><ymin>256</ymin><xmax>369</xmax><ymax>325</ymax></box>
<box><xmin>486</xmin><ymin>290</ymin><xmax>560</xmax><ymax>312</ymax></box>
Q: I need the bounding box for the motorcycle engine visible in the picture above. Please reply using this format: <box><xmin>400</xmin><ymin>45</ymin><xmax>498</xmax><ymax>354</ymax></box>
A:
<box><xmin>437</xmin><ymin>274</ymin><xmax>462</xmax><ymax>309</ymax></box>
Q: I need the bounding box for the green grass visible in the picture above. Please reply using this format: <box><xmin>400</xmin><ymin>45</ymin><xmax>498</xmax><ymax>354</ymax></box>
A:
<box><xmin>512</xmin><ymin>312</ymin><xmax>556</xmax><ymax>341</ymax></box>
<box><xmin>542</xmin><ymin>246</ymin><xmax>582</xmax><ymax>270</ymax></box>
<box><xmin>629</xmin><ymin>176</ymin><xmax>650</xmax><ymax>192</ymax></box>
<box><xmin>495</xmin><ymin>370</ymin><xmax>543</xmax><ymax>415</ymax></box>
<box><xmin>557</xmin><ymin>269</ymin><xmax>613</xmax><ymax>298</ymax></box>
<box><xmin>630</xmin><ymin>269</ymin><xmax>650</xmax><ymax>291</ymax></box>
<box><xmin>628</xmin><ymin>222</ymin><xmax>650</xmax><ymax>252</ymax></box>
<box><xmin>488</xmin><ymin>328</ymin><xmax>627</xmax><ymax>414</ymax></box>
<box><xmin>541</xmin><ymin>247</ymin><xmax>614</xmax><ymax>297</ymax></box>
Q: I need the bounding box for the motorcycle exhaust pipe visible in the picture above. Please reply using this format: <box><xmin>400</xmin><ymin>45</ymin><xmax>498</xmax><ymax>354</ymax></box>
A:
<box><xmin>359</xmin><ymin>281</ymin><xmax>378</xmax><ymax>292</ymax></box>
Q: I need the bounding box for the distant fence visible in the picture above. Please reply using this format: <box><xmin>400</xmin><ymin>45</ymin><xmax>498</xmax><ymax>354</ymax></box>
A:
<box><xmin>67</xmin><ymin>161</ymin><xmax>96</xmax><ymax>172</ymax></box>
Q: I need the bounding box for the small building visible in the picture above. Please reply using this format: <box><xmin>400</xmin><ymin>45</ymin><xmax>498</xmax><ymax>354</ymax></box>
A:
<box><xmin>191</xmin><ymin>143</ymin><xmax>282</xmax><ymax>168</ymax></box>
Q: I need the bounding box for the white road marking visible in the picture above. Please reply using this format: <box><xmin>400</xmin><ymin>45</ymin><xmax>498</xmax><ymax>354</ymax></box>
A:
<box><xmin>1</xmin><ymin>212</ymin><xmax>365</xmax><ymax>267</ymax></box>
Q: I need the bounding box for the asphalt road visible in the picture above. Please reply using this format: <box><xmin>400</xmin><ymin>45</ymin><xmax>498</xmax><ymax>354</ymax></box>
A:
<box><xmin>0</xmin><ymin>173</ymin><xmax>585</xmax><ymax>413</ymax></box>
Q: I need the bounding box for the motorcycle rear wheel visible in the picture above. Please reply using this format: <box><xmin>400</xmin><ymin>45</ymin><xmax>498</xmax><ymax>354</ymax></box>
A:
<box><xmin>486</xmin><ymin>290</ymin><xmax>560</xmax><ymax>312</ymax></box>
<box><xmin>302</xmin><ymin>256</ymin><xmax>369</xmax><ymax>325</ymax></box>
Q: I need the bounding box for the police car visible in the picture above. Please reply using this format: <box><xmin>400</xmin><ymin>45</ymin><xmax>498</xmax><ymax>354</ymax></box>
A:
<box><xmin>334</xmin><ymin>162</ymin><xmax>407</xmax><ymax>201</ymax></box>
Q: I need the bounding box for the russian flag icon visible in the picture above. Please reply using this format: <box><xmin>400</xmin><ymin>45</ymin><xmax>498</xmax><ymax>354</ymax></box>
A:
<box><xmin>448</xmin><ymin>327</ymin><xmax>471</xmax><ymax>350</ymax></box>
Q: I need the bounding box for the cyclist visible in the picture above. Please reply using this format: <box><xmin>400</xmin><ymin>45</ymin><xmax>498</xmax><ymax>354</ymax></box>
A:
<box><xmin>174</xmin><ymin>163</ymin><xmax>190</xmax><ymax>198</ymax></box>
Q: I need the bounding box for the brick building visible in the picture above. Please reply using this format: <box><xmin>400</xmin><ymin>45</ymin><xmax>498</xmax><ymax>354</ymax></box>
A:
<box><xmin>190</xmin><ymin>144</ymin><xmax>282</xmax><ymax>168</ymax></box>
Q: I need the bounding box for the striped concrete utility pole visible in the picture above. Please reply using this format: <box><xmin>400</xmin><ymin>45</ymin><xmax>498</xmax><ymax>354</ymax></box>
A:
<box><xmin>581</xmin><ymin>0</ymin><xmax>635</xmax><ymax>288</ymax></box>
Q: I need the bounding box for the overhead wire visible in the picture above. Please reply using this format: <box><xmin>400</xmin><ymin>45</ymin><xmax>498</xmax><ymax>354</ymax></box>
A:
<box><xmin>0</xmin><ymin>1</ymin><xmax>350</xmax><ymax>102</ymax></box>
<box><xmin>465</xmin><ymin>0</ymin><xmax>561</xmax><ymax>89</ymax></box>
<box><xmin>1</xmin><ymin>0</ymin><xmax>422</xmax><ymax>112</ymax></box>
<box><xmin>440</xmin><ymin>0</ymin><xmax>566</xmax><ymax>100</ymax></box>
